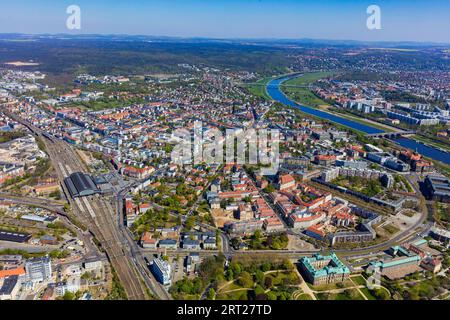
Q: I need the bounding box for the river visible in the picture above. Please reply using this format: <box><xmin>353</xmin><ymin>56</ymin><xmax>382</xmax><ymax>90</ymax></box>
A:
<box><xmin>266</xmin><ymin>74</ymin><xmax>450</xmax><ymax>165</ymax></box>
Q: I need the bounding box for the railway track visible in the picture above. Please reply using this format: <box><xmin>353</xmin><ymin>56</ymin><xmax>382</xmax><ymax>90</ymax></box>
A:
<box><xmin>53</xmin><ymin>142</ymin><xmax>147</xmax><ymax>299</ymax></box>
<box><xmin>4</xmin><ymin>111</ymin><xmax>148</xmax><ymax>300</ymax></box>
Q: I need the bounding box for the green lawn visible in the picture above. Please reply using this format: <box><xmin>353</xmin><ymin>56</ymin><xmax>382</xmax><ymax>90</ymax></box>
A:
<box><xmin>330</xmin><ymin>109</ymin><xmax>395</xmax><ymax>132</ymax></box>
<box><xmin>220</xmin><ymin>281</ymin><xmax>243</xmax><ymax>292</ymax></box>
<box><xmin>280</xmin><ymin>72</ymin><xmax>335</xmax><ymax>108</ymax></box>
<box><xmin>412</xmin><ymin>134</ymin><xmax>450</xmax><ymax>152</ymax></box>
<box><xmin>316</xmin><ymin>289</ymin><xmax>364</xmax><ymax>300</ymax></box>
<box><xmin>282</xmin><ymin>72</ymin><xmax>336</xmax><ymax>86</ymax></box>
<box><xmin>351</xmin><ymin>275</ymin><xmax>367</xmax><ymax>286</ymax></box>
<box><xmin>383</xmin><ymin>224</ymin><xmax>400</xmax><ymax>235</ymax></box>
<box><xmin>360</xmin><ymin>287</ymin><xmax>377</xmax><ymax>300</ymax></box>
<box><xmin>335</xmin><ymin>290</ymin><xmax>365</xmax><ymax>300</ymax></box>
<box><xmin>216</xmin><ymin>289</ymin><xmax>249</xmax><ymax>300</ymax></box>
<box><xmin>282</xmin><ymin>87</ymin><xmax>328</xmax><ymax>108</ymax></box>
<box><xmin>307</xmin><ymin>279</ymin><xmax>354</xmax><ymax>291</ymax></box>
<box><xmin>245</xmin><ymin>76</ymin><xmax>273</xmax><ymax>100</ymax></box>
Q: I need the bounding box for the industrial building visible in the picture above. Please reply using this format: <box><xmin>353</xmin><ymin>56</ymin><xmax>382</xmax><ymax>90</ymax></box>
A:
<box><xmin>424</xmin><ymin>175</ymin><xmax>450</xmax><ymax>203</ymax></box>
<box><xmin>0</xmin><ymin>230</ymin><xmax>31</xmax><ymax>243</ymax></box>
<box><xmin>64</xmin><ymin>172</ymin><xmax>100</xmax><ymax>198</ymax></box>
<box><xmin>429</xmin><ymin>226</ymin><xmax>450</xmax><ymax>243</ymax></box>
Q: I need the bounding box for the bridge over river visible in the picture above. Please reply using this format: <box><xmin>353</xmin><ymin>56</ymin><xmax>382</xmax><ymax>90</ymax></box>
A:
<box><xmin>366</xmin><ymin>130</ymin><xmax>416</xmax><ymax>138</ymax></box>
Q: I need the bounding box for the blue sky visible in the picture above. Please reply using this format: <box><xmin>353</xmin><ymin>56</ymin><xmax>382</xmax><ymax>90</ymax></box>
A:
<box><xmin>0</xmin><ymin>0</ymin><xmax>448</xmax><ymax>43</ymax></box>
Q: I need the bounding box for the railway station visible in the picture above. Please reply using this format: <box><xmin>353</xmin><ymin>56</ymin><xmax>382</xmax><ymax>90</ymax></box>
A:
<box><xmin>64</xmin><ymin>172</ymin><xmax>100</xmax><ymax>198</ymax></box>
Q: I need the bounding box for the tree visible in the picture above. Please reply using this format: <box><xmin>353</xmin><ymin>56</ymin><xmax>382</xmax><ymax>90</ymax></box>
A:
<box><xmin>206</xmin><ymin>288</ymin><xmax>216</xmax><ymax>300</ymax></box>
<box><xmin>255</xmin><ymin>293</ymin><xmax>268</xmax><ymax>300</ymax></box>
<box><xmin>264</xmin><ymin>276</ymin><xmax>273</xmax><ymax>289</ymax></box>
<box><xmin>253</xmin><ymin>230</ymin><xmax>262</xmax><ymax>241</ymax></box>
<box><xmin>63</xmin><ymin>291</ymin><xmax>76</xmax><ymax>300</ymax></box>
<box><xmin>254</xmin><ymin>284</ymin><xmax>265</xmax><ymax>296</ymax></box>
<box><xmin>238</xmin><ymin>272</ymin><xmax>253</xmax><ymax>288</ymax></box>
<box><xmin>185</xmin><ymin>216</ymin><xmax>196</xmax><ymax>230</ymax></box>
<box><xmin>238</xmin><ymin>292</ymin><xmax>248</xmax><ymax>300</ymax></box>
<box><xmin>282</xmin><ymin>259</ymin><xmax>294</xmax><ymax>271</ymax></box>
<box><xmin>230</xmin><ymin>238</ymin><xmax>241</xmax><ymax>249</ymax></box>
<box><xmin>229</xmin><ymin>261</ymin><xmax>242</xmax><ymax>276</ymax></box>
<box><xmin>261</xmin><ymin>262</ymin><xmax>271</xmax><ymax>272</ymax></box>
<box><xmin>254</xmin><ymin>270</ymin><xmax>264</xmax><ymax>285</ymax></box>
<box><xmin>225</xmin><ymin>269</ymin><xmax>234</xmax><ymax>281</ymax></box>
<box><xmin>220</xmin><ymin>199</ymin><xmax>229</xmax><ymax>209</ymax></box>
<box><xmin>267</xmin><ymin>291</ymin><xmax>277</xmax><ymax>300</ymax></box>
<box><xmin>263</xmin><ymin>184</ymin><xmax>275</xmax><ymax>193</ymax></box>
<box><xmin>373</xmin><ymin>288</ymin><xmax>389</xmax><ymax>300</ymax></box>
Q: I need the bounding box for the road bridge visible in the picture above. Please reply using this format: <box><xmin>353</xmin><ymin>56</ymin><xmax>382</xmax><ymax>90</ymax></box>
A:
<box><xmin>367</xmin><ymin>130</ymin><xmax>416</xmax><ymax>138</ymax></box>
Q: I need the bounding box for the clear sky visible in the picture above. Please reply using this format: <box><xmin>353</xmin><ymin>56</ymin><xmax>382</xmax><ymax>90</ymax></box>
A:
<box><xmin>0</xmin><ymin>0</ymin><xmax>448</xmax><ymax>43</ymax></box>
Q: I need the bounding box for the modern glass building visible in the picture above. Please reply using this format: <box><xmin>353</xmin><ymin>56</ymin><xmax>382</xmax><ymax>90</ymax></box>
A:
<box><xmin>150</xmin><ymin>258</ymin><xmax>171</xmax><ymax>286</ymax></box>
<box><xmin>25</xmin><ymin>256</ymin><xmax>52</xmax><ymax>283</ymax></box>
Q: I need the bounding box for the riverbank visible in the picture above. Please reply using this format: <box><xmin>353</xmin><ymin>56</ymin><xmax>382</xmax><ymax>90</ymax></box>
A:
<box><xmin>243</xmin><ymin>72</ymin><xmax>300</xmax><ymax>100</ymax></box>
<box><xmin>267</xmin><ymin>74</ymin><xmax>384</xmax><ymax>134</ymax></box>
<box><xmin>280</xmin><ymin>71</ymin><xmax>335</xmax><ymax>108</ymax></box>
<box><xmin>411</xmin><ymin>134</ymin><xmax>450</xmax><ymax>153</ymax></box>
<box><xmin>327</xmin><ymin>109</ymin><xmax>397</xmax><ymax>133</ymax></box>
<box><xmin>265</xmin><ymin>73</ymin><xmax>450</xmax><ymax>166</ymax></box>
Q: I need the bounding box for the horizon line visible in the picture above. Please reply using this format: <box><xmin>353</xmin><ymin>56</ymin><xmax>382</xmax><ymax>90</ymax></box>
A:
<box><xmin>1</xmin><ymin>33</ymin><xmax>449</xmax><ymax>46</ymax></box>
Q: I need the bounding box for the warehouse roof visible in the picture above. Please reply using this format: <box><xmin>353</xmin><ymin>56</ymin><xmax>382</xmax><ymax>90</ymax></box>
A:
<box><xmin>64</xmin><ymin>172</ymin><xmax>99</xmax><ymax>198</ymax></box>
<box><xmin>0</xmin><ymin>230</ymin><xmax>31</xmax><ymax>243</ymax></box>
<box><xmin>0</xmin><ymin>275</ymin><xmax>19</xmax><ymax>295</ymax></box>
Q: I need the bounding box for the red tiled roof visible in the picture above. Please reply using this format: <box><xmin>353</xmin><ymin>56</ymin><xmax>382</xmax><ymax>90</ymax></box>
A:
<box><xmin>141</xmin><ymin>232</ymin><xmax>157</xmax><ymax>244</ymax></box>
<box><xmin>0</xmin><ymin>267</ymin><xmax>25</xmax><ymax>278</ymax></box>
<box><xmin>280</xmin><ymin>174</ymin><xmax>295</xmax><ymax>185</ymax></box>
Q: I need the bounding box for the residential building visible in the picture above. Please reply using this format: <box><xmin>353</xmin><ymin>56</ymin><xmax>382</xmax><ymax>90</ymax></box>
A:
<box><xmin>0</xmin><ymin>275</ymin><xmax>20</xmax><ymax>300</ymax></box>
<box><xmin>182</xmin><ymin>239</ymin><xmax>201</xmax><ymax>250</ymax></box>
<box><xmin>420</xmin><ymin>257</ymin><xmax>442</xmax><ymax>273</ymax></box>
<box><xmin>158</xmin><ymin>239</ymin><xmax>178</xmax><ymax>250</ymax></box>
<box><xmin>140</xmin><ymin>232</ymin><xmax>157</xmax><ymax>249</ymax></box>
<box><xmin>202</xmin><ymin>238</ymin><xmax>217</xmax><ymax>250</ymax></box>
